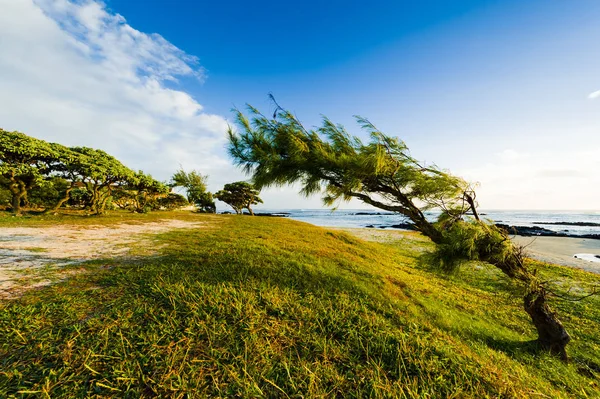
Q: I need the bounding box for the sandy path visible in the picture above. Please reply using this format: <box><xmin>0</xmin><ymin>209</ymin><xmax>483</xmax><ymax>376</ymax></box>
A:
<box><xmin>0</xmin><ymin>219</ymin><xmax>204</xmax><ymax>298</ymax></box>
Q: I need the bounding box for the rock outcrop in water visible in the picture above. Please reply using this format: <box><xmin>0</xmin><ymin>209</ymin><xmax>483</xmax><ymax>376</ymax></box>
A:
<box><xmin>495</xmin><ymin>224</ymin><xmax>600</xmax><ymax>240</ymax></box>
<box><xmin>532</xmin><ymin>221</ymin><xmax>600</xmax><ymax>227</ymax></box>
<box><xmin>366</xmin><ymin>222</ymin><xmax>600</xmax><ymax>240</ymax></box>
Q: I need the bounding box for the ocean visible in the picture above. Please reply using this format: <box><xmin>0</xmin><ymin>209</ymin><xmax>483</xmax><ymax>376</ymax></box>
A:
<box><xmin>253</xmin><ymin>209</ymin><xmax>600</xmax><ymax>237</ymax></box>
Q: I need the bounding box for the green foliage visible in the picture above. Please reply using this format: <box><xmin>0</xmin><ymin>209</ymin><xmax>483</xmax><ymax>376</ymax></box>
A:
<box><xmin>427</xmin><ymin>218</ymin><xmax>515</xmax><ymax>273</ymax></box>
<box><xmin>27</xmin><ymin>177</ymin><xmax>70</xmax><ymax>209</ymax></box>
<box><xmin>157</xmin><ymin>193</ymin><xmax>189</xmax><ymax>210</ymax></box>
<box><xmin>228</xmin><ymin>101</ymin><xmax>572</xmax><ymax>357</ymax></box>
<box><xmin>195</xmin><ymin>191</ymin><xmax>216</xmax><ymax>213</ymax></box>
<box><xmin>0</xmin><ymin>128</ymin><xmax>173</xmax><ymax>215</ymax></box>
<box><xmin>170</xmin><ymin>169</ymin><xmax>215</xmax><ymax>213</ymax></box>
<box><xmin>0</xmin><ymin>185</ymin><xmax>10</xmax><ymax>208</ymax></box>
<box><xmin>68</xmin><ymin>147</ymin><xmax>136</xmax><ymax>214</ymax></box>
<box><xmin>0</xmin><ymin>129</ymin><xmax>58</xmax><ymax>214</ymax></box>
<box><xmin>214</xmin><ymin>181</ymin><xmax>262</xmax><ymax>215</ymax></box>
<box><xmin>228</xmin><ymin>106</ymin><xmax>467</xmax><ymax>223</ymax></box>
<box><xmin>112</xmin><ymin>172</ymin><xmax>170</xmax><ymax>213</ymax></box>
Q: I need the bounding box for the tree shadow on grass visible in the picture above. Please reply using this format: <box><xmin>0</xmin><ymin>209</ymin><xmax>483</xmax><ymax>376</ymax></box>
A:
<box><xmin>471</xmin><ymin>333</ymin><xmax>542</xmax><ymax>358</ymax></box>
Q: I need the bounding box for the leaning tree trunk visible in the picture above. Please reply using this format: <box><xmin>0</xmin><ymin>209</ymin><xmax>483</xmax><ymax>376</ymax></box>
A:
<box><xmin>421</xmin><ymin>218</ymin><xmax>571</xmax><ymax>359</ymax></box>
<box><xmin>47</xmin><ymin>186</ymin><xmax>74</xmax><ymax>213</ymax></box>
<box><xmin>480</xmin><ymin>242</ymin><xmax>571</xmax><ymax>360</ymax></box>
<box><xmin>524</xmin><ymin>285</ymin><xmax>570</xmax><ymax>360</ymax></box>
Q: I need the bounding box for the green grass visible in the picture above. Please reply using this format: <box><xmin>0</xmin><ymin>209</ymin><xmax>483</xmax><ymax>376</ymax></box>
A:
<box><xmin>1</xmin><ymin>213</ymin><xmax>599</xmax><ymax>397</ymax></box>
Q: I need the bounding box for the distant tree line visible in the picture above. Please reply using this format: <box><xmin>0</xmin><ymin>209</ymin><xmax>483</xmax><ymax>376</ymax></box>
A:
<box><xmin>1</xmin><ymin>128</ymin><xmax>263</xmax><ymax>216</ymax></box>
<box><xmin>0</xmin><ymin>129</ymin><xmax>188</xmax><ymax>215</ymax></box>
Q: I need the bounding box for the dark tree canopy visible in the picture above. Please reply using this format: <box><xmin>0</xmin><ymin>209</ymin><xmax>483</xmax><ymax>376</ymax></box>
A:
<box><xmin>0</xmin><ymin>130</ymin><xmax>57</xmax><ymax>215</ymax></box>
<box><xmin>215</xmin><ymin>181</ymin><xmax>262</xmax><ymax>215</ymax></box>
<box><xmin>227</xmin><ymin>102</ymin><xmax>571</xmax><ymax>359</ymax></box>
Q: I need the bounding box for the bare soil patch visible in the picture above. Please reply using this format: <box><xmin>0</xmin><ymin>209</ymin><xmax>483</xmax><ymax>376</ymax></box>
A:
<box><xmin>0</xmin><ymin>219</ymin><xmax>204</xmax><ymax>298</ymax></box>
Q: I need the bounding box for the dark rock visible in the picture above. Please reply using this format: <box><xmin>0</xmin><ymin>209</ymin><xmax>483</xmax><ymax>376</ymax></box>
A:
<box><xmin>533</xmin><ymin>221</ymin><xmax>600</xmax><ymax>227</ymax></box>
<box><xmin>495</xmin><ymin>224</ymin><xmax>600</xmax><ymax>240</ymax></box>
<box><xmin>353</xmin><ymin>212</ymin><xmax>389</xmax><ymax>216</ymax></box>
<box><xmin>389</xmin><ymin>223</ymin><xmax>417</xmax><ymax>230</ymax></box>
<box><xmin>254</xmin><ymin>213</ymin><xmax>289</xmax><ymax>217</ymax></box>
<box><xmin>373</xmin><ymin>223</ymin><xmax>417</xmax><ymax>230</ymax></box>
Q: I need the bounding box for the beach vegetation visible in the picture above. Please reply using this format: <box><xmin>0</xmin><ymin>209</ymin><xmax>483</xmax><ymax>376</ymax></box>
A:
<box><xmin>171</xmin><ymin>168</ymin><xmax>216</xmax><ymax>213</ymax></box>
<box><xmin>215</xmin><ymin>181</ymin><xmax>263</xmax><ymax>215</ymax></box>
<box><xmin>0</xmin><ymin>129</ymin><xmax>189</xmax><ymax>215</ymax></box>
<box><xmin>0</xmin><ymin>129</ymin><xmax>57</xmax><ymax>215</ymax></box>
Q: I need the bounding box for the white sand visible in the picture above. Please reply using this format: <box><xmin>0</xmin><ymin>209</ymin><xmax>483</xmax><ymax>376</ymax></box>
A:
<box><xmin>512</xmin><ymin>236</ymin><xmax>600</xmax><ymax>273</ymax></box>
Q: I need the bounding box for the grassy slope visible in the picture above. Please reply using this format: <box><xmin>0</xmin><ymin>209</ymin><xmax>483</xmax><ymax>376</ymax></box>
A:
<box><xmin>0</xmin><ymin>213</ymin><xmax>599</xmax><ymax>398</ymax></box>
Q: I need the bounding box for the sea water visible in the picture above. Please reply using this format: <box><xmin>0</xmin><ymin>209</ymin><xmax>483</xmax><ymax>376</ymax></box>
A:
<box><xmin>253</xmin><ymin>209</ymin><xmax>600</xmax><ymax>237</ymax></box>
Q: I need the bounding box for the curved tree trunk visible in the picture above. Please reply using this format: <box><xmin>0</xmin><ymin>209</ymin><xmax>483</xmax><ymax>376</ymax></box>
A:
<box><xmin>421</xmin><ymin>218</ymin><xmax>571</xmax><ymax>359</ymax></box>
<box><xmin>480</xmin><ymin>245</ymin><xmax>570</xmax><ymax>360</ymax></box>
<box><xmin>47</xmin><ymin>185</ymin><xmax>74</xmax><ymax>213</ymax></box>
<box><xmin>524</xmin><ymin>286</ymin><xmax>570</xmax><ymax>360</ymax></box>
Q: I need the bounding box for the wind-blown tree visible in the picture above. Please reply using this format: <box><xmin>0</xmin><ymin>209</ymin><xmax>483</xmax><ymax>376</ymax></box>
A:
<box><xmin>0</xmin><ymin>129</ymin><xmax>57</xmax><ymax>215</ymax></box>
<box><xmin>157</xmin><ymin>193</ymin><xmax>189</xmax><ymax>210</ymax></box>
<box><xmin>215</xmin><ymin>181</ymin><xmax>263</xmax><ymax>215</ymax></box>
<box><xmin>113</xmin><ymin>171</ymin><xmax>170</xmax><ymax>213</ymax></box>
<box><xmin>70</xmin><ymin>147</ymin><xmax>135</xmax><ymax>215</ymax></box>
<box><xmin>170</xmin><ymin>169</ymin><xmax>216</xmax><ymax>213</ymax></box>
<box><xmin>42</xmin><ymin>143</ymin><xmax>90</xmax><ymax>213</ymax></box>
<box><xmin>227</xmin><ymin>103</ymin><xmax>572</xmax><ymax>359</ymax></box>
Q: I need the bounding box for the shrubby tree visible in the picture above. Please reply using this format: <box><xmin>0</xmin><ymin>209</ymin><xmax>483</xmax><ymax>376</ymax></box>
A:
<box><xmin>215</xmin><ymin>181</ymin><xmax>262</xmax><ymax>215</ymax></box>
<box><xmin>29</xmin><ymin>177</ymin><xmax>70</xmax><ymax>210</ymax></box>
<box><xmin>0</xmin><ymin>185</ymin><xmax>11</xmax><ymax>209</ymax></box>
<box><xmin>0</xmin><ymin>129</ymin><xmax>168</xmax><ymax>215</ymax></box>
<box><xmin>157</xmin><ymin>193</ymin><xmax>189</xmax><ymax>210</ymax></box>
<box><xmin>195</xmin><ymin>192</ymin><xmax>216</xmax><ymax>213</ymax></box>
<box><xmin>0</xmin><ymin>130</ymin><xmax>57</xmax><ymax>215</ymax></box>
<box><xmin>227</xmin><ymin>102</ymin><xmax>571</xmax><ymax>358</ymax></box>
<box><xmin>69</xmin><ymin>147</ymin><xmax>135</xmax><ymax>215</ymax></box>
<box><xmin>113</xmin><ymin>171</ymin><xmax>169</xmax><ymax>213</ymax></box>
<box><xmin>170</xmin><ymin>169</ymin><xmax>216</xmax><ymax>213</ymax></box>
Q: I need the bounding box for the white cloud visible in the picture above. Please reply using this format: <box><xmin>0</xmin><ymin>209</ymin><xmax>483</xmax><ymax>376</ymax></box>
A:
<box><xmin>459</xmin><ymin>149</ymin><xmax>600</xmax><ymax>210</ymax></box>
<box><xmin>0</xmin><ymin>0</ymin><xmax>239</xmax><ymax>192</ymax></box>
<box><xmin>588</xmin><ymin>90</ymin><xmax>600</xmax><ymax>99</ymax></box>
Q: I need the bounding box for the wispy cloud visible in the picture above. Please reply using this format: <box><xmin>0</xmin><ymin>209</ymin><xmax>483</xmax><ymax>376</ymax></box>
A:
<box><xmin>0</xmin><ymin>0</ymin><xmax>239</xmax><ymax>188</ymax></box>
<box><xmin>588</xmin><ymin>90</ymin><xmax>600</xmax><ymax>99</ymax></box>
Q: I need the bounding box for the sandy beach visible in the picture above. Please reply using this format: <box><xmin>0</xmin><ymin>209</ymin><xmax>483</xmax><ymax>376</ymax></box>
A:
<box><xmin>511</xmin><ymin>236</ymin><xmax>600</xmax><ymax>273</ymax></box>
<box><xmin>340</xmin><ymin>228</ymin><xmax>600</xmax><ymax>274</ymax></box>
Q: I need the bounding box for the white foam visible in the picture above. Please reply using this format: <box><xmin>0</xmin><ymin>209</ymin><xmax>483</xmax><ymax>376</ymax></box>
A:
<box><xmin>573</xmin><ymin>254</ymin><xmax>600</xmax><ymax>263</ymax></box>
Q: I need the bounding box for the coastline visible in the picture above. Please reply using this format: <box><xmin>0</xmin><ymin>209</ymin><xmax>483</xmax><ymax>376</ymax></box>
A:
<box><xmin>339</xmin><ymin>227</ymin><xmax>600</xmax><ymax>274</ymax></box>
<box><xmin>512</xmin><ymin>236</ymin><xmax>600</xmax><ymax>273</ymax></box>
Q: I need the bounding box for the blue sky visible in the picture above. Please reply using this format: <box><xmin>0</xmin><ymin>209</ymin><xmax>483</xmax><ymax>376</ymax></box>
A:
<box><xmin>1</xmin><ymin>0</ymin><xmax>599</xmax><ymax>209</ymax></box>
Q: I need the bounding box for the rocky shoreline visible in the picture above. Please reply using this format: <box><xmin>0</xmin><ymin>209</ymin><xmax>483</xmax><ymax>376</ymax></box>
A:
<box><xmin>495</xmin><ymin>224</ymin><xmax>600</xmax><ymax>240</ymax></box>
<box><xmin>365</xmin><ymin>222</ymin><xmax>600</xmax><ymax>240</ymax></box>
